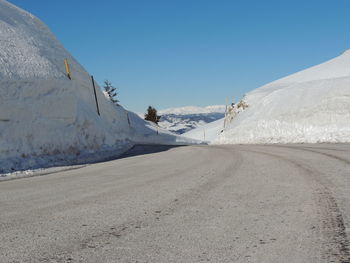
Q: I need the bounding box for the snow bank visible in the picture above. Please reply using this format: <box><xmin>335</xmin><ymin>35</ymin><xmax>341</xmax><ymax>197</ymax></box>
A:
<box><xmin>219</xmin><ymin>51</ymin><xmax>350</xmax><ymax>144</ymax></box>
<box><xmin>183</xmin><ymin>118</ymin><xmax>224</xmax><ymax>142</ymax></box>
<box><xmin>0</xmin><ymin>0</ymin><xmax>195</xmax><ymax>174</ymax></box>
<box><xmin>187</xmin><ymin>51</ymin><xmax>350</xmax><ymax>144</ymax></box>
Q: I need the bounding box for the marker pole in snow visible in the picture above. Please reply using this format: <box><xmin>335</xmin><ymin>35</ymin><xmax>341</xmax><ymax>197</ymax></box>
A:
<box><xmin>224</xmin><ymin>98</ymin><xmax>228</xmax><ymax>129</ymax></box>
<box><xmin>126</xmin><ymin>112</ymin><xmax>131</xmax><ymax>127</ymax></box>
<box><xmin>64</xmin><ymin>59</ymin><xmax>72</xmax><ymax>80</ymax></box>
<box><xmin>91</xmin><ymin>75</ymin><xmax>100</xmax><ymax>116</ymax></box>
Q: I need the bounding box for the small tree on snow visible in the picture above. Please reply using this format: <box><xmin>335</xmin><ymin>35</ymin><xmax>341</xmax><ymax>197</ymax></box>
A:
<box><xmin>103</xmin><ymin>80</ymin><xmax>119</xmax><ymax>105</ymax></box>
<box><xmin>144</xmin><ymin>106</ymin><xmax>161</xmax><ymax>124</ymax></box>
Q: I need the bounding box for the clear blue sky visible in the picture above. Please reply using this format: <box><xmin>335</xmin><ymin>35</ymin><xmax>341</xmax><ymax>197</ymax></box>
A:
<box><xmin>8</xmin><ymin>0</ymin><xmax>350</xmax><ymax>112</ymax></box>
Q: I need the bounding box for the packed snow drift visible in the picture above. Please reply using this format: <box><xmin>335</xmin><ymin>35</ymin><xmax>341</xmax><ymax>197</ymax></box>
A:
<box><xmin>0</xmin><ymin>0</ymin><xmax>195</xmax><ymax>174</ymax></box>
<box><xmin>158</xmin><ymin>105</ymin><xmax>225</xmax><ymax>134</ymax></box>
<box><xmin>186</xmin><ymin>51</ymin><xmax>350</xmax><ymax>144</ymax></box>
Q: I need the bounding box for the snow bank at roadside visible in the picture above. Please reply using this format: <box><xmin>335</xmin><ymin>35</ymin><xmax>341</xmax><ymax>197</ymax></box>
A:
<box><xmin>183</xmin><ymin>118</ymin><xmax>224</xmax><ymax>142</ymax></box>
<box><xmin>185</xmin><ymin>51</ymin><xmax>350</xmax><ymax>144</ymax></box>
<box><xmin>0</xmin><ymin>0</ymin><xmax>197</xmax><ymax>174</ymax></box>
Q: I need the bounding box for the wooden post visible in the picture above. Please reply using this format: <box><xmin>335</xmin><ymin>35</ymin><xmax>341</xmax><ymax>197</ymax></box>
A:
<box><xmin>91</xmin><ymin>76</ymin><xmax>100</xmax><ymax>116</ymax></box>
<box><xmin>64</xmin><ymin>59</ymin><xmax>71</xmax><ymax>80</ymax></box>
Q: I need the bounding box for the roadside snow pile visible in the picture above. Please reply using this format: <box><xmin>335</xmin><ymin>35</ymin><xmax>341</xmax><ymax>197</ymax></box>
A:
<box><xmin>186</xmin><ymin>51</ymin><xmax>350</xmax><ymax>144</ymax></box>
<box><xmin>183</xmin><ymin>118</ymin><xmax>224</xmax><ymax>142</ymax></box>
<box><xmin>158</xmin><ymin>105</ymin><xmax>225</xmax><ymax>134</ymax></box>
<box><xmin>0</xmin><ymin>0</ymin><xmax>195</xmax><ymax>174</ymax></box>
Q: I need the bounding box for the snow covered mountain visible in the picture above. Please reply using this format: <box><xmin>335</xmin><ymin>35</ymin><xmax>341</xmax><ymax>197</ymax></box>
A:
<box><xmin>159</xmin><ymin>105</ymin><xmax>226</xmax><ymax>115</ymax></box>
<box><xmin>0</xmin><ymin>0</ymin><xmax>195</xmax><ymax>174</ymax></box>
<box><xmin>185</xmin><ymin>51</ymin><xmax>350</xmax><ymax>144</ymax></box>
<box><xmin>158</xmin><ymin>105</ymin><xmax>225</xmax><ymax>134</ymax></box>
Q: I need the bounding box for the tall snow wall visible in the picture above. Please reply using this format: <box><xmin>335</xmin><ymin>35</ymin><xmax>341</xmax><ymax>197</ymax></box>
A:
<box><xmin>0</xmin><ymin>0</ymin><xmax>190</xmax><ymax>173</ymax></box>
<box><xmin>217</xmin><ymin>51</ymin><xmax>350</xmax><ymax>144</ymax></box>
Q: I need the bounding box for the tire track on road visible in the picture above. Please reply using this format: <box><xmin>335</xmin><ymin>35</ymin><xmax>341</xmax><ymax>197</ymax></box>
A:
<box><xmin>239</xmin><ymin>147</ymin><xmax>350</xmax><ymax>263</ymax></box>
<box><xmin>276</xmin><ymin>145</ymin><xmax>350</xmax><ymax>165</ymax></box>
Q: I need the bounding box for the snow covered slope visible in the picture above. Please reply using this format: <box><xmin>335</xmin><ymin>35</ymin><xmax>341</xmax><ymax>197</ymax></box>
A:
<box><xmin>187</xmin><ymin>51</ymin><xmax>350</xmax><ymax>144</ymax></box>
<box><xmin>158</xmin><ymin>105</ymin><xmax>225</xmax><ymax>134</ymax></box>
<box><xmin>0</xmin><ymin>0</ymin><xmax>194</xmax><ymax>174</ymax></box>
<box><xmin>183</xmin><ymin>118</ymin><xmax>224</xmax><ymax>142</ymax></box>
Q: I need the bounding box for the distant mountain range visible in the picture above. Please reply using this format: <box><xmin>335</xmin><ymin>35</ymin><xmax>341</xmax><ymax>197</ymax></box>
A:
<box><xmin>157</xmin><ymin>105</ymin><xmax>225</xmax><ymax>134</ymax></box>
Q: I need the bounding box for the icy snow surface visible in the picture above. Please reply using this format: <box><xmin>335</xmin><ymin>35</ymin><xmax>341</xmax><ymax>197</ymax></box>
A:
<box><xmin>186</xmin><ymin>51</ymin><xmax>350</xmax><ymax>144</ymax></box>
<box><xmin>0</xmin><ymin>0</ymin><xmax>197</xmax><ymax>174</ymax></box>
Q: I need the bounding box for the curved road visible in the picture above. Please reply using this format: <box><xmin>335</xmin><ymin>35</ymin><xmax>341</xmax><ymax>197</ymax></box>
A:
<box><xmin>1</xmin><ymin>144</ymin><xmax>350</xmax><ymax>263</ymax></box>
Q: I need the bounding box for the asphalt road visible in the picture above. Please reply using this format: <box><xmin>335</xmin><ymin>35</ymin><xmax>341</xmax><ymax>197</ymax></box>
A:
<box><xmin>1</xmin><ymin>144</ymin><xmax>350</xmax><ymax>263</ymax></box>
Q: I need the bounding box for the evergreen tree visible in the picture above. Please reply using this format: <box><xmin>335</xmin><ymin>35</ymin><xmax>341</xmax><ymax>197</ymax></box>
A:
<box><xmin>144</xmin><ymin>106</ymin><xmax>161</xmax><ymax>124</ymax></box>
<box><xmin>103</xmin><ymin>80</ymin><xmax>119</xmax><ymax>105</ymax></box>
